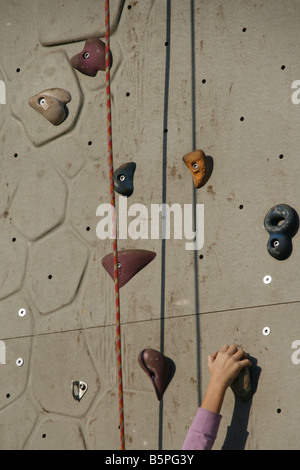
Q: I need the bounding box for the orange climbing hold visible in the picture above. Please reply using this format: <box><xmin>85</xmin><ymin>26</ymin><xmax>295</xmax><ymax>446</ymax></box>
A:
<box><xmin>183</xmin><ymin>149</ymin><xmax>213</xmax><ymax>188</ymax></box>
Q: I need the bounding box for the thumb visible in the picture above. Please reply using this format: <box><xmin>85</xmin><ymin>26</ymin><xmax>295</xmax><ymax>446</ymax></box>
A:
<box><xmin>208</xmin><ymin>351</ymin><xmax>217</xmax><ymax>367</ymax></box>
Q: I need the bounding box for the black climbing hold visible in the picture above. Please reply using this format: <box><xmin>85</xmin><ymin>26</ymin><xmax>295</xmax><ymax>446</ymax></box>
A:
<box><xmin>113</xmin><ymin>162</ymin><xmax>136</xmax><ymax>197</ymax></box>
<box><xmin>264</xmin><ymin>204</ymin><xmax>299</xmax><ymax>260</ymax></box>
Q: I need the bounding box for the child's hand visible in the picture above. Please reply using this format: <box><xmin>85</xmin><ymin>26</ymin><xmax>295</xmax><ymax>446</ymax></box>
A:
<box><xmin>208</xmin><ymin>344</ymin><xmax>252</xmax><ymax>389</ymax></box>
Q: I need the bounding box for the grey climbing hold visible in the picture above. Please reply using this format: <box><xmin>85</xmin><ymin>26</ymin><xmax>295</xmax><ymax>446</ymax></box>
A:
<box><xmin>113</xmin><ymin>162</ymin><xmax>136</xmax><ymax>197</ymax></box>
<box><xmin>71</xmin><ymin>380</ymin><xmax>88</xmax><ymax>402</ymax></box>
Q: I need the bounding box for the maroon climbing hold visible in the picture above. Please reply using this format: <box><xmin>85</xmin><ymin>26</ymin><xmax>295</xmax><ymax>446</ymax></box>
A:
<box><xmin>70</xmin><ymin>38</ymin><xmax>112</xmax><ymax>77</ymax></box>
<box><xmin>101</xmin><ymin>249</ymin><xmax>156</xmax><ymax>288</ymax></box>
<box><xmin>138</xmin><ymin>349</ymin><xmax>172</xmax><ymax>401</ymax></box>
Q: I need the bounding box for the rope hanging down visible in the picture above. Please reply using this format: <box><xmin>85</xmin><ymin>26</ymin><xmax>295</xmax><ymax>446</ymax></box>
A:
<box><xmin>105</xmin><ymin>0</ymin><xmax>125</xmax><ymax>450</ymax></box>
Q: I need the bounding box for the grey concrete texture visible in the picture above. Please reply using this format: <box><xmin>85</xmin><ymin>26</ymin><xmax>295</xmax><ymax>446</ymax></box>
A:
<box><xmin>0</xmin><ymin>0</ymin><xmax>300</xmax><ymax>450</ymax></box>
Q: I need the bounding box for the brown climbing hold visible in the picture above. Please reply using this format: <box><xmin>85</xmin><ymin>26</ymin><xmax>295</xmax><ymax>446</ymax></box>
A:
<box><xmin>101</xmin><ymin>249</ymin><xmax>156</xmax><ymax>288</ymax></box>
<box><xmin>28</xmin><ymin>88</ymin><xmax>71</xmax><ymax>126</ymax></box>
<box><xmin>70</xmin><ymin>38</ymin><xmax>112</xmax><ymax>77</ymax></box>
<box><xmin>183</xmin><ymin>149</ymin><xmax>213</xmax><ymax>188</ymax></box>
<box><xmin>138</xmin><ymin>349</ymin><xmax>172</xmax><ymax>401</ymax></box>
<box><xmin>231</xmin><ymin>366</ymin><xmax>252</xmax><ymax>403</ymax></box>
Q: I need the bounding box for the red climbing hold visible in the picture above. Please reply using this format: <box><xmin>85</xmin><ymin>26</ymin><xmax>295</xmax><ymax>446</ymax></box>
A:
<box><xmin>101</xmin><ymin>249</ymin><xmax>156</xmax><ymax>288</ymax></box>
<box><xmin>70</xmin><ymin>38</ymin><xmax>112</xmax><ymax>77</ymax></box>
<box><xmin>138</xmin><ymin>349</ymin><xmax>173</xmax><ymax>401</ymax></box>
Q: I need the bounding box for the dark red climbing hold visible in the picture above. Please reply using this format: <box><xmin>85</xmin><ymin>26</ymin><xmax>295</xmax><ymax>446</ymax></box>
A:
<box><xmin>101</xmin><ymin>249</ymin><xmax>156</xmax><ymax>288</ymax></box>
<box><xmin>114</xmin><ymin>162</ymin><xmax>136</xmax><ymax>197</ymax></box>
<box><xmin>264</xmin><ymin>204</ymin><xmax>299</xmax><ymax>260</ymax></box>
<box><xmin>70</xmin><ymin>38</ymin><xmax>112</xmax><ymax>77</ymax></box>
<box><xmin>138</xmin><ymin>349</ymin><xmax>173</xmax><ymax>401</ymax></box>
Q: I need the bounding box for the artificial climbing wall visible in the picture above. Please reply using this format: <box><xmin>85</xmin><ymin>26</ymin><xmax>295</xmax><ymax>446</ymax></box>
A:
<box><xmin>0</xmin><ymin>0</ymin><xmax>300</xmax><ymax>450</ymax></box>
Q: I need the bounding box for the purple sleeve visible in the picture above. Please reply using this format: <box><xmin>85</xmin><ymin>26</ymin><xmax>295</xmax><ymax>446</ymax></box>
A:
<box><xmin>181</xmin><ymin>407</ymin><xmax>222</xmax><ymax>450</ymax></box>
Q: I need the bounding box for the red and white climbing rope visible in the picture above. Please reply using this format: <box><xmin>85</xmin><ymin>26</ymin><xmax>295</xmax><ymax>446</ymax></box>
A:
<box><xmin>105</xmin><ymin>0</ymin><xmax>125</xmax><ymax>450</ymax></box>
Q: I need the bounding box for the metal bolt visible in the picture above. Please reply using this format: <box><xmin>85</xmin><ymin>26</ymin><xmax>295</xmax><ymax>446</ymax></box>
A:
<box><xmin>262</xmin><ymin>327</ymin><xmax>271</xmax><ymax>336</ymax></box>
<box><xmin>18</xmin><ymin>308</ymin><xmax>26</xmax><ymax>317</ymax></box>
<box><xmin>263</xmin><ymin>275</ymin><xmax>272</xmax><ymax>284</ymax></box>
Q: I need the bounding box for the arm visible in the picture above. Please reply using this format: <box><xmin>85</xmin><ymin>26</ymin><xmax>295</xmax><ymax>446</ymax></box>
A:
<box><xmin>182</xmin><ymin>344</ymin><xmax>252</xmax><ymax>450</ymax></box>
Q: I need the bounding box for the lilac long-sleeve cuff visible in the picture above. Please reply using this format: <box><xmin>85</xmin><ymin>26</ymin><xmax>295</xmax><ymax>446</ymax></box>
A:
<box><xmin>181</xmin><ymin>407</ymin><xmax>222</xmax><ymax>450</ymax></box>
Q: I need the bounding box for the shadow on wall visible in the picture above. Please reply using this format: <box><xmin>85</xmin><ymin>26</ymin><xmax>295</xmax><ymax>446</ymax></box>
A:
<box><xmin>222</xmin><ymin>355</ymin><xmax>261</xmax><ymax>450</ymax></box>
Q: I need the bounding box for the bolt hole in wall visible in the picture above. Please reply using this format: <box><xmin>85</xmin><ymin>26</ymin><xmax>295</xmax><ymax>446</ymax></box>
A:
<box><xmin>16</xmin><ymin>358</ymin><xmax>23</xmax><ymax>366</ymax></box>
<box><xmin>88</xmin><ymin>141</ymin><xmax>92</xmax><ymax>146</ymax></box>
<box><xmin>263</xmin><ymin>275</ymin><xmax>272</xmax><ymax>285</ymax></box>
<box><xmin>14</xmin><ymin>153</ymin><xmax>18</xmax><ymax>158</ymax></box>
<box><xmin>48</xmin><ymin>275</ymin><xmax>52</xmax><ymax>280</ymax></box>
<box><xmin>262</xmin><ymin>325</ymin><xmax>271</xmax><ymax>335</ymax></box>
<box><xmin>16</xmin><ymin>68</ymin><xmax>20</xmax><ymax>73</ymax></box>
<box><xmin>42</xmin><ymin>434</ymin><xmax>46</xmax><ymax>439</ymax></box>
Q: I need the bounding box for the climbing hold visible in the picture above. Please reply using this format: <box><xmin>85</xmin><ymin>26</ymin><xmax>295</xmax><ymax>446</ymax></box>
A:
<box><xmin>114</xmin><ymin>162</ymin><xmax>136</xmax><ymax>197</ymax></box>
<box><xmin>102</xmin><ymin>249</ymin><xmax>156</xmax><ymax>288</ymax></box>
<box><xmin>183</xmin><ymin>150</ymin><xmax>213</xmax><ymax>188</ymax></box>
<box><xmin>267</xmin><ymin>233</ymin><xmax>293</xmax><ymax>261</ymax></box>
<box><xmin>264</xmin><ymin>204</ymin><xmax>299</xmax><ymax>260</ymax></box>
<box><xmin>28</xmin><ymin>88</ymin><xmax>71</xmax><ymax>126</ymax></box>
<box><xmin>138</xmin><ymin>349</ymin><xmax>173</xmax><ymax>401</ymax></box>
<box><xmin>231</xmin><ymin>366</ymin><xmax>252</xmax><ymax>403</ymax></box>
<box><xmin>70</xmin><ymin>38</ymin><xmax>112</xmax><ymax>77</ymax></box>
<box><xmin>71</xmin><ymin>380</ymin><xmax>88</xmax><ymax>402</ymax></box>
